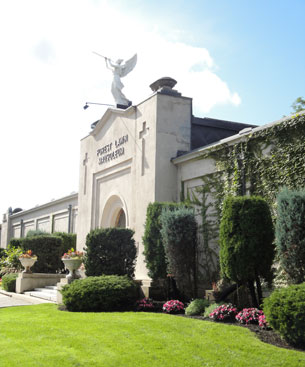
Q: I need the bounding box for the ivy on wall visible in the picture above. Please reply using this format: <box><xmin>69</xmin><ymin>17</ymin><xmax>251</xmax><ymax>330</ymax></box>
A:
<box><xmin>201</xmin><ymin>113</ymin><xmax>305</xmax><ymax>216</ymax></box>
<box><xmin>187</xmin><ymin>113</ymin><xmax>305</xmax><ymax>284</ymax></box>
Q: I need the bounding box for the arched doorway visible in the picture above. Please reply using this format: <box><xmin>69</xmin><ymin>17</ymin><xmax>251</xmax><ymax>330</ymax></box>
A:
<box><xmin>100</xmin><ymin>195</ymin><xmax>128</xmax><ymax>228</ymax></box>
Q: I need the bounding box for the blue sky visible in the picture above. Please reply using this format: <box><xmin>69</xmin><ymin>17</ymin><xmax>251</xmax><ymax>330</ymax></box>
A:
<box><xmin>129</xmin><ymin>0</ymin><xmax>305</xmax><ymax>124</ymax></box>
<box><xmin>0</xmin><ymin>0</ymin><xmax>304</xmax><ymax>215</ymax></box>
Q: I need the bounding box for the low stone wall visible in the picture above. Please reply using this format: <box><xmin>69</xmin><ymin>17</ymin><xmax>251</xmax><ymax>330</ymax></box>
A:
<box><xmin>16</xmin><ymin>273</ymin><xmax>66</xmax><ymax>293</ymax></box>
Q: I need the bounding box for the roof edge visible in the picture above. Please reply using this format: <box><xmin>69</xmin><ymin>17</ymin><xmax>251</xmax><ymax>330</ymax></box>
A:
<box><xmin>173</xmin><ymin>111</ymin><xmax>305</xmax><ymax>165</ymax></box>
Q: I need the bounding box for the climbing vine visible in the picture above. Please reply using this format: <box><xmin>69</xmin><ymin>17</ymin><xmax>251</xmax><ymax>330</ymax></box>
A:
<box><xmin>186</xmin><ymin>113</ymin><xmax>305</xmax><ymax>284</ymax></box>
<box><xmin>199</xmin><ymin>113</ymin><xmax>305</xmax><ymax>217</ymax></box>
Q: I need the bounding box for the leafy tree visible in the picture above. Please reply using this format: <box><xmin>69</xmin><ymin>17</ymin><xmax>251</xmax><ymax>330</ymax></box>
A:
<box><xmin>160</xmin><ymin>207</ymin><xmax>198</xmax><ymax>299</ymax></box>
<box><xmin>219</xmin><ymin>196</ymin><xmax>274</xmax><ymax>307</ymax></box>
<box><xmin>275</xmin><ymin>188</ymin><xmax>305</xmax><ymax>284</ymax></box>
<box><xmin>291</xmin><ymin>96</ymin><xmax>305</xmax><ymax>113</ymax></box>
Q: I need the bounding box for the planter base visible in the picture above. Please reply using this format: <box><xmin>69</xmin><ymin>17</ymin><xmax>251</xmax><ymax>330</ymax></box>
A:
<box><xmin>16</xmin><ymin>273</ymin><xmax>66</xmax><ymax>294</ymax></box>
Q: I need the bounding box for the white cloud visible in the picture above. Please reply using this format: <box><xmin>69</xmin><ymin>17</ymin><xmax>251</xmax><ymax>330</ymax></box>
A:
<box><xmin>0</xmin><ymin>0</ymin><xmax>241</xmax><ymax>214</ymax></box>
<box><xmin>33</xmin><ymin>39</ymin><xmax>56</xmax><ymax>64</ymax></box>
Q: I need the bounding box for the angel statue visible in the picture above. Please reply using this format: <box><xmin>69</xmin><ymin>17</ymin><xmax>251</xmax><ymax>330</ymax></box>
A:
<box><xmin>93</xmin><ymin>52</ymin><xmax>137</xmax><ymax>106</ymax></box>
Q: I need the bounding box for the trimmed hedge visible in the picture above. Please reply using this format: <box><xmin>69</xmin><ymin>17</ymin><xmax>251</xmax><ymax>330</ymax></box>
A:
<box><xmin>219</xmin><ymin>196</ymin><xmax>274</xmax><ymax>306</ymax></box>
<box><xmin>263</xmin><ymin>283</ymin><xmax>305</xmax><ymax>347</ymax></box>
<box><xmin>2</xmin><ymin>273</ymin><xmax>18</xmax><ymax>292</ymax></box>
<box><xmin>53</xmin><ymin>232</ymin><xmax>77</xmax><ymax>255</ymax></box>
<box><xmin>276</xmin><ymin>188</ymin><xmax>305</xmax><ymax>284</ymax></box>
<box><xmin>26</xmin><ymin>229</ymin><xmax>49</xmax><ymax>237</ymax></box>
<box><xmin>84</xmin><ymin>228</ymin><xmax>136</xmax><ymax>277</ymax></box>
<box><xmin>8</xmin><ymin>238</ymin><xmax>23</xmax><ymax>249</ymax></box>
<box><xmin>10</xmin><ymin>233</ymin><xmax>77</xmax><ymax>273</ymax></box>
<box><xmin>61</xmin><ymin>275</ymin><xmax>139</xmax><ymax>312</ymax></box>
<box><xmin>12</xmin><ymin>236</ymin><xmax>63</xmax><ymax>273</ymax></box>
<box><xmin>219</xmin><ymin>196</ymin><xmax>274</xmax><ymax>283</ymax></box>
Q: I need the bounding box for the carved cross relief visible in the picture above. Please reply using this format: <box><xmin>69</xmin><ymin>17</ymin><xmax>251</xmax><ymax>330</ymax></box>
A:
<box><xmin>139</xmin><ymin>122</ymin><xmax>149</xmax><ymax>176</ymax></box>
<box><xmin>83</xmin><ymin>152</ymin><xmax>89</xmax><ymax>195</ymax></box>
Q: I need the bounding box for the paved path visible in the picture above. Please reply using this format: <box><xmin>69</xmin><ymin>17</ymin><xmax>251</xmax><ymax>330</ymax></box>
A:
<box><xmin>0</xmin><ymin>290</ymin><xmax>53</xmax><ymax>308</ymax></box>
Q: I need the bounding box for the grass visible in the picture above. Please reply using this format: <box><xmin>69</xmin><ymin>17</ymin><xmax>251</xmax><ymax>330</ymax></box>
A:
<box><xmin>0</xmin><ymin>304</ymin><xmax>304</xmax><ymax>367</ymax></box>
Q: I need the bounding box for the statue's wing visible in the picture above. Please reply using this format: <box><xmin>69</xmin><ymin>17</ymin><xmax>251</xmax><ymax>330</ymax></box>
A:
<box><xmin>120</xmin><ymin>54</ymin><xmax>137</xmax><ymax>78</ymax></box>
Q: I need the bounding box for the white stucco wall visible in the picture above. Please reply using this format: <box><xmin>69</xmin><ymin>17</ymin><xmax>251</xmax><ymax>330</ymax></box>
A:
<box><xmin>77</xmin><ymin>91</ymin><xmax>194</xmax><ymax>280</ymax></box>
<box><xmin>0</xmin><ymin>193</ymin><xmax>78</xmax><ymax>248</ymax></box>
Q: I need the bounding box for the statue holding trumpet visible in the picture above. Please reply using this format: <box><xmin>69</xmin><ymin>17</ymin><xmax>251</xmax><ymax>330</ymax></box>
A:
<box><xmin>93</xmin><ymin>51</ymin><xmax>137</xmax><ymax>107</ymax></box>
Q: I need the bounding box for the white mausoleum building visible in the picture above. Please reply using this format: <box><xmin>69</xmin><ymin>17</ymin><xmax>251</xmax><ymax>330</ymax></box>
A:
<box><xmin>1</xmin><ymin>78</ymin><xmax>257</xmax><ymax>281</ymax></box>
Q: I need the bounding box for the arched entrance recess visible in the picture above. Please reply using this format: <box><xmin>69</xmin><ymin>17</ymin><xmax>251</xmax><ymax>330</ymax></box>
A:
<box><xmin>100</xmin><ymin>195</ymin><xmax>128</xmax><ymax>228</ymax></box>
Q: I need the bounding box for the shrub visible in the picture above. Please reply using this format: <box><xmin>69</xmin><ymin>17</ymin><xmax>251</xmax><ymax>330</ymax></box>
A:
<box><xmin>53</xmin><ymin>232</ymin><xmax>77</xmax><ymax>255</ymax></box>
<box><xmin>235</xmin><ymin>308</ymin><xmax>265</xmax><ymax>325</ymax></box>
<box><xmin>61</xmin><ymin>275</ymin><xmax>139</xmax><ymax>312</ymax></box>
<box><xmin>160</xmin><ymin>207</ymin><xmax>197</xmax><ymax>298</ymax></box>
<box><xmin>135</xmin><ymin>298</ymin><xmax>155</xmax><ymax>312</ymax></box>
<box><xmin>275</xmin><ymin>188</ymin><xmax>305</xmax><ymax>284</ymax></box>
<box><xmin>20</xmin><ymin>235</ymin><xmax>63</xmax><ymax>273</ymax></box>
<box><xmin>0</xmin><ymin>248</ymin><xmax>6</xmax><ymax>259</ymax></box>
<box><xmin>203</xmin><ymin>303</ymin><xmax>222</xmax><ymax>318</ymax></box>
<box><xmin>185</xmin><ymin>298</ymin><xmax>210</xmax><ymax>316</ymax></box>
<box><xmin>263</xmin><ymin>283</ymin><xmax>305</xmax><ymax>347</ymax></box>
<box><xmin>2</xmin><ymin>273</ymin><xmax>18</xmax><ymax>292</ymax></box>
<box><xmin>0</xmin><ymin>247</ymin><xmax>23</xmax><ymax>275</ymax></box>
<box><xmin>26</xmin><ymin>229</ymin><xmax>49</xmax><ymax>237</ymax></box>
<box><xmin>142</xmin><ymin>202</ymin><xmax>185</xmax><ymax>281</ymax></box>
<box><xmin>209</xmin><ymin>303</ymin><xmax>237</xmax><ymax>322</ymax></box>
<box><xmin>8</xmin><ymin>238</ymin><xmax>23</xmax><ymax>249</ymax></box>
<box><xmin>163</xmin><ymin>300</ymin><xmax>185</xmax><ymax>314</ymax></box>
<box><xmin>84</xmin><ymin>228</ymin><xmax>137</xmax><ymax>278</ymax></box>
<box><xmin>219</xmin><ymin>196</ymin><xmax>274</xmax><ymax>306</ymax></box>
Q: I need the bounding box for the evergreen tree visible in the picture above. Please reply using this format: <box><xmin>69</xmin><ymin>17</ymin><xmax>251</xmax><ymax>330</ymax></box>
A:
<box><xmin>276</xmin><ymin>188</ymin><xmax>305</xmax><ymax>284</ymax></box>
<box><xmin>219</xmin><ymin>196</ymin><xmax>274</xmax><ymax>307</ymax></box>
<box><xmin>160</xmin><ymin>207</ymin><xmax>198</xmax><ymax>299</ymax></box>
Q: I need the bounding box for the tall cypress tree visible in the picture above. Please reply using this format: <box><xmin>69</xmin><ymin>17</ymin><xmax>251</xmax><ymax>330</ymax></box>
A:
<box><xmin>276</xmin><ymin>188</ymin><xmax>305</xmax><ymax>284</ymax></box>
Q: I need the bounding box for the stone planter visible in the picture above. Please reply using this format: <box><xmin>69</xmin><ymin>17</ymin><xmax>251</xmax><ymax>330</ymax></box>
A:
<box><xmin>19</xmin><ymin>257</ymin><xmax>37</xmax><ymax>274</ymax></box>
<box><xmin>62</xmin><ymin>258</ymin><xmax>82</xmax><ymax>281</ymax></box>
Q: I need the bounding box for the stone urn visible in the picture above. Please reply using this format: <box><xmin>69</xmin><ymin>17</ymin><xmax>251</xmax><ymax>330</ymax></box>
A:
<box><xmin>19</xmin><ymin>257</ymin><xmax>37</xmax><ymax>274</ymax></box>
<box><xmin>62</xmin><ymin>258</ymin><xmax>82</xmax><ymax>281</ymax></box>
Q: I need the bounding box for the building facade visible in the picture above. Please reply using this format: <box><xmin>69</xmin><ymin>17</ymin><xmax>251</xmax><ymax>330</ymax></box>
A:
<box><xmin>1</xmin><ymin>78</ymin><xmax>260</xmax><ymax>281</ymax></box>
<box><xmin>0</xmin><ymin>194</ymin><xmax>78</xmax><ymax>248</ymax></box>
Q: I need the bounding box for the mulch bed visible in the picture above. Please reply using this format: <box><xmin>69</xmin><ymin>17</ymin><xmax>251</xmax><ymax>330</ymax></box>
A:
<box><xmin>178</xmin><ymin>315</ymin><xmax>305</xmax><ymax>352</ymax></box>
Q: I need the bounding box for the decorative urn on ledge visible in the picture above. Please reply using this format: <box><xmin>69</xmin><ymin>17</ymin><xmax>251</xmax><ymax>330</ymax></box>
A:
<box><xmin>19</xmin><ymin>250</ymin><xmax>37</xmax><ymax>274</ymax></box>
<box><xmin>62</xmin><ymin>248</ymin><xmax>84</xmax><ymax>281</ymax></box>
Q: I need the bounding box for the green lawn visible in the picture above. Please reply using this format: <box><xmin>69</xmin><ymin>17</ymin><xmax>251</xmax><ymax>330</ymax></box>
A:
<box><xmin>0</xmin><ymin>304</ymin><xmax>304</xmax><ymax>367</ymax></box>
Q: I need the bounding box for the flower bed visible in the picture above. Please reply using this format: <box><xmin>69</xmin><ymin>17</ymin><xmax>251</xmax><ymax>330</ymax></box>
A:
<box><xmin>135</xmin><ymin>298</ymin><xmax>154</xmax><ymax>312</ymax></box>
<box><xmin>163</xmin><ymin>300</ymin><xmax>184</xmax><ymax>314</ymax></box>
<box><xmin>235</xmin><ymin>308</ymin><xmax>269</xmax><ymax>329</ymax></box>
<box><xmin>209</xmin><ymin>303</ymin><xmax>237</xmax><ymax>322</ymax></box>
